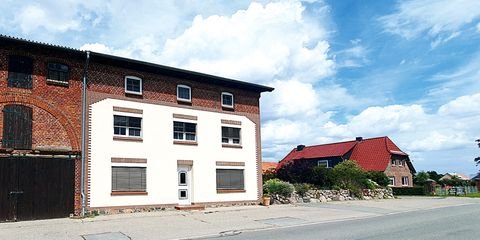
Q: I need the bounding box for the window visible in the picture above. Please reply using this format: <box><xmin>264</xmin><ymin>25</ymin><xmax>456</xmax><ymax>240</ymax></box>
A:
<box><xmin>177</xmin><ymin>85</ymin><xmax>191</xmax><ymax>102</ymax></box>
<box><xmin>173</xmin><ymin>121</ymin><xmax>196</xmax><ymax>141</ymax></box>
<box><xmin>221</xmin><ymin>92</ymin><xmax>234</xmax><ymax>108</ymax></box>
<box><xmin>179</xmin><ymin>189</ymin><xmax>188</xmax><ymax>199</ymax></box>
<box><xmin>125</xmin><ymin>76</ymin><xmax>142</xmax><ymax>95</ymax></box>
<box><xmin>47</xmin><ymin>63</ymin><xmax>69</xmax><ymax>84</ymax></box>
<box><xmin>222</xmin><ymin>127</ymin><xmax>240</xmax><ymax>144</ymax></box>
<box><xmin>112</xmin><ymin>167</ymin><xmax>146</xmax><ymax>192</ymax></box>
<box><xmin>216</xmin><ymin>169</ymin><xmax>244</xmax><ymax>190</ymax></box>
<box><xmin>388</xmin><ymin>176</ymin><xmax>395</xmax><ymax>186</ymax></box>
<box><xmin>317</xmin><ymin>160</ymin><xmax>329</xmax><ymax>168</ymax></box>
<box><xmin>8</xmin><ymin>55</ymin><xmax>33</xmax><ymax>89</ymax></box>
<box><xmin>2</xmin><ymin>105</ymin><xmax>32</xmax><ymax>149</ymax></box>
<box><xmin>114</xmin><ymin>115</ymin><xmax>142</xmax><ymax>137</ymax></box>
<box><xmin>179</xmin><ymin>171</ymin><xmax>187</xmax><ymax>186</ymax></box>
<box><xmin>402</xmin><ymin>176</ymin><xmax>409</xmax><ymax>186</ymax></box>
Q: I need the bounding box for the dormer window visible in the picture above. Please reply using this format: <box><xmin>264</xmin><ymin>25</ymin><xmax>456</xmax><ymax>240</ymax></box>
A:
<box><xmin>177</xmin><ymin>85</ymin><xmax>191</xmax><ymax>102</ymax></box>
<box><xmin>125</xmin><ymin>76</ymin><xmax>142</xmax><ymax>95</ymax></box>
<box><xmin>221</xmin><ymin>92</ymin><xmax>234</xmax><ymax>108</ymax></box>
<box><xmin>47</xmin><ymin>62</ymin><xmax>69</xmax><ymax>85</ymax></box>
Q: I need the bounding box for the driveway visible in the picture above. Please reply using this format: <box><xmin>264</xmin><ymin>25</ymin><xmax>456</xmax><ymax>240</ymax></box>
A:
<box><xmin>0</xmin><ymin>197</ymin><xmax>478</xmax><ymax>240</ymax></box>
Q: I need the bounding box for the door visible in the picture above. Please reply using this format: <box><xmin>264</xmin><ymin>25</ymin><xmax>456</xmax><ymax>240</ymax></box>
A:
<box><xmin>177</xmin><ymin>166</ymin><xmax>191</xmax><ymax>205</ymax></box>
<box><xmin>0</xmin><ymin>157</ymin><xmax>75</xmax><ymax>222</ymax></box>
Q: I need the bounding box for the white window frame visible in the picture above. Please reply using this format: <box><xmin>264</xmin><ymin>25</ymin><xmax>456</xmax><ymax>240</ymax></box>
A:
<box><xmin>177</xmin><ymin>84</ymin><xmax>192</xmax><ymax>102</ymax></box>
<box><xmin>221</xmin><ymin>92</ymin><xmax>234</xmax><ymax>108</ymax></box>
<box><xmin>113</xmin><ymin>114</ymin><xmax>143</xmax><ymax>138</ymax></box>
<box><xmin>221</xmin><ymin>126</ymin><xmax>241</xmax><ymax>145</ymax></box>
<box><xmin>124</xmin><ymin>76</ymin><xmax>143</xmax><ymax>95</ymax></box>
<box><xmin>317</xmin><ymin>160</ymin><xmax>330</xmax><ymax>168</ymax></box>
<box><xmin>388</xmin><ymin>176</ymin><xmax>395</xmax><ymax>186</ymax></box>
<box><xmin>402</xmin><ymin>176</ymin><xmax>409</xmax><ymax>186</ymax></box>
<box><xmin>173</xmin><ymin>121</ymin><xmax>197</xmax><ymax>142</ymax></box>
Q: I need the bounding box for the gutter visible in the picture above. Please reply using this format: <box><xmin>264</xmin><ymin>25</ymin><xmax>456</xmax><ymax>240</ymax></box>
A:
<box><xmin>80</xmin><ymin>51</ymin><xmax>90</xmax><ymax>216</ymax></box>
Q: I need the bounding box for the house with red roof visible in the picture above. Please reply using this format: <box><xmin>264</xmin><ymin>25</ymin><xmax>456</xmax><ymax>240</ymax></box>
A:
<box><xmin>277</xmin><ymin>137</ymin><xmax>415</xmax><ymax>187</ymax></box>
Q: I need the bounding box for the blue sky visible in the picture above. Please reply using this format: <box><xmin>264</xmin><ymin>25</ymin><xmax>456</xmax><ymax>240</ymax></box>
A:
<box><xmin>1</xmin><ymin>0</ymin><xmax>479</xmax><ymax>175</ymax></box>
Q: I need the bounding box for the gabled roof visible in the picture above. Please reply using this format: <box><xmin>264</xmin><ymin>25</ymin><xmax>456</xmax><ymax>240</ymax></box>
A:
<box><xmin>278</xmin><ymin>136</ymin><xmax>412</xmax><ymax>172</ymax></box>
<box><xmin>439</xmin><ymin>173</ymin><xmax>471</xmax><ymax>181</ymax></box>
<box><xmin>262</xmin><ymin>162</ymin><xmax>278</xmax><ymax>172</ymax></box>
<box><xmin>0</xmin><ymin>35</ymin><xmax>274</xmax><ymax>93</ymax></box>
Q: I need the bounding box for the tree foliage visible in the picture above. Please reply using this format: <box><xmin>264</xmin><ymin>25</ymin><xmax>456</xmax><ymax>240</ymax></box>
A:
<box><xmin>413</xmin><ymin>171</ymin><xmax>430</xmax><ymax>186</ymax></box>
<box><xmin>475</xmin><ymin>139</ymin><xmax>480</xmax><ymax>166</ymax></box>
<box><xmin>331</xmin><ymin>160</ymin><xmax>367</xmax><ymax>195</ymax></box>
<box><xmin>365</xmin><ymin>171</ymin><xmax>389</xmax><ymax>187</ymax></box>
<box><xmin>426</xmin><ymin>171</ymin><xmax>443</xmax><ymax>182</ymax></box>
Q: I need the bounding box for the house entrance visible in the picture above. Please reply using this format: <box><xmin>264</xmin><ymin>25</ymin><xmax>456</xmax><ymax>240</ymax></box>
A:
<box><xmin>177</xmin><ymin>165</ymin><xmax>192</xmax><ymax>205</ymax></box>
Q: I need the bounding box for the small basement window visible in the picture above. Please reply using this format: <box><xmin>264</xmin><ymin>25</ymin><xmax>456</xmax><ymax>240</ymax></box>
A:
<box><xmin>125</xmin><ymin>76</ymin><xmax>142</xmax><ymax>95</ymax></box>
<box><xmin>8</xmin><ymin>55</ymin><xmax>33</xmax><ymax>89</ymax></box>
<box><xmin>222</xmin><ymin>127</ymin><xmax>240</xmax><ymax>145</ymax></box>
<box><xmin>47</xmin><ymin>62</ymin><xmax>69</xmax><ymax>84</ymax></box>
<box><xmin>177</xmin><ymin>85</ymin><xmax>191</xmax><ymax>102</ymax></box>
<box><xmin>114</xmin><ymin>115</ymin><xmax>142</xmax><ymax>137</ymax></box>
<box><xmin>221</xmin><ymin>92</ymin><xmax>234</xmax><ymax>108</ymax></box>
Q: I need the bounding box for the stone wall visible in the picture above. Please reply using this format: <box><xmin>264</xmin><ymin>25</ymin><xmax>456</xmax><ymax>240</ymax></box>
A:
<box><xmin>271</xmin><ymin>188</ymin><xmax>394</xmax><ymax>204</ymax></box>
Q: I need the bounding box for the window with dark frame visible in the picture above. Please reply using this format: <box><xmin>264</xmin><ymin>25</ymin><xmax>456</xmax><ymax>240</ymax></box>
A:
<box><xmin>173</xmin><ymin>121</ymin><xmax>196</xmax><ymax>141</ymax></box>
<box><xmin>216</xmin><ymin>169</ymin><xmax>244</xmax><ymax>190</ymax></box>
<box><xmin>114</xmin><ymin>115</ymin><xmax>142</xmax><ymax>137</ymax></box>
<box><xmin>47</xmin><ymin>63</ymin><xmax>69</xmax><ymax>83</ymax></box>
<box><xmin>221</xmin><ymin>92</ymin><xmax>234</xmax><ymax>108</ymax></box>
<box><xmin>112</xmin><ymin>166</ymin><xmax>146</xmax><ymax>192</ymax></box>
<box><xmin>8</xmin><ymin>55</ymin><xmax>33</xmax><ymax>89</ymax></box>
<box><xmin>2</xmin><ymin>104</ymin><xmax>32</xmax><ymax>149</ymax></box>
<box><xmin>222</xmin><ymin>127</ymin><xmax>240</xmax><ymax>144</ymax></box>
<box><xmin>125</xmin><ymin>76</ymin><xmax>142</xmax><ymax>95</ymax></box>
<box><xmin>177</xmin><ymin>85</ymin><xmax>191</xmax><ymax>102</ymax></box>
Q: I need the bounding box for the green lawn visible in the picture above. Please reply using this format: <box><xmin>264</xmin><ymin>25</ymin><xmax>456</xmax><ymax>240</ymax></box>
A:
<box><xmin>464</xmin><ymin>193</ymin><xmax>480</xmax><ymax>198</ymax></box>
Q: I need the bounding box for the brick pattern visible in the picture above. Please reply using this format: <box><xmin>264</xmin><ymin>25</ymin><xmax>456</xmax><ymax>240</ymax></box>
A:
<box><xmin>384</xmin><ymin>160</ymin><xmax>414</xmax><ymax>187</ymax></box>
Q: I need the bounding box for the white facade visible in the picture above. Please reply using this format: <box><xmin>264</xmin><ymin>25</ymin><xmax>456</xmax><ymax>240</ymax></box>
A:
<box><xmin>89</xmin><ymin>98</ymin><xmax>259</xmax><ymax>208</ymax></box>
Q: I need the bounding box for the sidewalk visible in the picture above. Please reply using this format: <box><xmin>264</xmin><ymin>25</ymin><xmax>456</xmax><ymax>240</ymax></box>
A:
<box><xmin>1</xmin><ymin>197</ymin><xmax>478</xmax><ymax>240</ymax></box>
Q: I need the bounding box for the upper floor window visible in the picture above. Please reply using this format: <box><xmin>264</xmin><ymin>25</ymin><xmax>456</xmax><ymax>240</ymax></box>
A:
<box><xmin>47</xmin><ymin>62</ymin><xmax>69</xmax><ymax>84</ymax></box>
<box><xmin>125</xmin><ymin>76</ymin><xmax>142</xmax><ymax>95</ymax></box>
<box><xmin>317</xmin><ymin>160</ymin><xmax>330</xmax><ymax>168</ymax></box>
<box><xmin>8</xmin><ymin>55</ymin><xmax>33</xmax><ymax>89</ymax></box>
<box><xmin>221</xmin><ymin>92</ymin><xmax>234</xmax><ymax>108</ymax></box>
<box><xmin>177</xmin><ymin>85</ymin><xmax>191</xmax><ymax>102</ymax></box>
<box><xmin>114</xmin><ymin>115</ymin><xmax>142</xmax><ymax>137</ymax></box>
<box><xmin>173</xmin><ymin>121</ymin><xmax>196</xmax><ymax>141</ymax></box>
<box><xmin>222</xmin><ymin>127</ymin><xmax>240</xmax><ymax>144</ymax></box>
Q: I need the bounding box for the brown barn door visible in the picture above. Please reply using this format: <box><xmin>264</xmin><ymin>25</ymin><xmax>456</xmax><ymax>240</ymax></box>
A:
<box><xmin>2</xmin><ymin>104</ymin><xmax>32</xmax><ymax>149</ymax></box>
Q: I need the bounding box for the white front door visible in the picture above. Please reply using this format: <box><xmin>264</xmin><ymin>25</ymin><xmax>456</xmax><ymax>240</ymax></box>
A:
<box><xmin>178</xmin><ymin>166</ymin><xmax>191</xmax><ymax>205</ymax></box>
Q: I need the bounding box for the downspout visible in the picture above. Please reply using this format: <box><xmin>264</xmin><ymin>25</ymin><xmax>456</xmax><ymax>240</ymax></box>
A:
<box><xmin>80</xmin><ymin>51</ymin><xmax>90</xmax><ymax>217</ymax></box>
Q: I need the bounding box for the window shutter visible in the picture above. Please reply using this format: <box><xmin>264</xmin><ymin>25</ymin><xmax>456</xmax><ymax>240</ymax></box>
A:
<box><xmin>8</xmin><ymin>56</ymin><xmax>33</xmax><ymax>89</ymax></box>
<box><xmin>2</xmin><ymin>105</ymin><xmax>32</xmax><ymax>149</ymax></box>
<box><xmin>216</xmin><ymin>169</ymin><xmax>244</xmax><ymax>190</ymax></box>
<box><xmin>112</xmin><ymin>167</ymin><xmax>146</xmax><ymax>191</ymax></box>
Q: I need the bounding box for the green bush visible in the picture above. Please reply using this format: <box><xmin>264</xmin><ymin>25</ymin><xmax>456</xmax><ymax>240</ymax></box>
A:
<box><xmin>365</xmin><ymin>171</ymin><xmax>389</xmax><ymax>187</ymax></box>
<box><xmin>294</xmin><ymin>183</ymin><xmax>312</xmax><ymax>197</ymax></box>
<box><xmin>312</xmin><ymin>165</ymin><xmax>334</xmax><ymax>188</ymax></box>
<box><xmin>262</xmin><ymin>169</ymin><xmax>277</xmax><ymax>183</ymax></box>
<box><xmin>331</xmin><ymin>160</ymin><xmax>367</xmax><ymax>196</ymax></box>
<box><xmin>392</xmin><ymin>187</ymin><xmax>425</xmax><ymax>196</ymax></box>
<box><xmin>263</xmin><ymin>178</ymin><xmax>294</xmax><ymax>197</ymax></box>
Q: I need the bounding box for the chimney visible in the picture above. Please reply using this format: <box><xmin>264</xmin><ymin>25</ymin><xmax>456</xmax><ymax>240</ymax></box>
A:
<box><xmin>356</xmin><ymin>137</ymin><xmax>363</xmax><ymax>142</ymax></box>
<box><xmin>296</xmin><ymin>145</ymin><xmax>305</xmax><ymax>151</ymax></box>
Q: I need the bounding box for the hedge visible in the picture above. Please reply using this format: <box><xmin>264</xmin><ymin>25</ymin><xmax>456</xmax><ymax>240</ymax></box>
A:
<box><xmin>392</xmin><ymin>187</ymin><xmax>425</xmax><ymax>196</ymax></box>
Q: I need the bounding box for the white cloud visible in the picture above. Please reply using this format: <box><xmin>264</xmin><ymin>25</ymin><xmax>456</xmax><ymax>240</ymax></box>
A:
<box><xmin>438</xmin><ymin>93</ymin><xmax>480</xmax><ymax>117</ymax></box>
<box><xmin>379</xmin><ymin>0</ymin><xmax>480</xmax><ymax>47</ymax></box>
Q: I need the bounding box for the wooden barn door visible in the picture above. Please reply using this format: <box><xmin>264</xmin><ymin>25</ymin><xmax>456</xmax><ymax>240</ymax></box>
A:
<box><xmin>2</xmin><ymin>104</ymin><xmax>32</xmax><ymax>149</ymax></box>
<box><xmin>0</xmin><ymin>157</ymin><xmax>75</xmax><ymax>221</ymax></box>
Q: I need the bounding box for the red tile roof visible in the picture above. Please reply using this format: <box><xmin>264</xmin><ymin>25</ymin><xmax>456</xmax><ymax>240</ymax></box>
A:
<box><xmin>262</xmin><ymin>162</ymin><xmax>278</xmax><ymax>172</ymax></box>
<box><xmin>278</xmin><ymin>136</ymin><xmax>409</xmax><ymax>172</ymax></box>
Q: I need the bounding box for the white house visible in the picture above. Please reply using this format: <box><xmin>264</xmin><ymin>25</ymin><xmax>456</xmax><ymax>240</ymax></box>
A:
<box><xmin>85</xmin><ymin>55</ymin><xmax>273</xmax><ymax>211</ymax></box>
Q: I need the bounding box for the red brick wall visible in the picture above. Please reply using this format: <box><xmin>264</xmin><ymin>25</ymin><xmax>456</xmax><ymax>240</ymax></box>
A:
<box><xmin>384</xmin><ymin>159</ymin><xmax>414</xmax><ymax>187</ymax></box>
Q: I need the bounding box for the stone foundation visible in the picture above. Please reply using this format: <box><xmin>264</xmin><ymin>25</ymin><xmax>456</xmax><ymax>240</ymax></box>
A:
<box><xmin>271</xmin><ymin>188</ymin><xmax>394</xmax><ymax>204</ymax></box>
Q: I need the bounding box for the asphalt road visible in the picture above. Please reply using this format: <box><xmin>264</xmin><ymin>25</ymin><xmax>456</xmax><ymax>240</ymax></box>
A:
<box><xmin>213</xmin><ymin>203</ymin><xmax>480</xmax><ymax>240</ymax></box>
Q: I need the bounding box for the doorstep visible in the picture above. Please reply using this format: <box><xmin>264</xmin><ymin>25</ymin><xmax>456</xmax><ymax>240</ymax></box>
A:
<box><xmin>174</xmin><ymin>205</ymin><xmax>206</xmax><ymax>211</ymax></box>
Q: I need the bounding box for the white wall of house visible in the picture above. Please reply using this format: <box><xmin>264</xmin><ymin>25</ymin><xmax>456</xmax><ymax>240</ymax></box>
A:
<box><xmin>89</xmin><ymin>98</ymin><xmax>258</xmax><ymax>208</ymax></box>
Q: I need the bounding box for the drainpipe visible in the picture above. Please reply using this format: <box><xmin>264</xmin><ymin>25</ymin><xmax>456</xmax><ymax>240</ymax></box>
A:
<box><xmin>80</xmin><ymin>51</ymin><xmax>90</xmax><ymax>217</ymax></box>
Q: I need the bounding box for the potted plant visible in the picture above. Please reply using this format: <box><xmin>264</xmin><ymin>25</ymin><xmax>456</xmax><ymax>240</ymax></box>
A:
<box><xmin>262</xmin><ymin>193</ymin><xmax>271</xmax><ymax>206</ymax></box>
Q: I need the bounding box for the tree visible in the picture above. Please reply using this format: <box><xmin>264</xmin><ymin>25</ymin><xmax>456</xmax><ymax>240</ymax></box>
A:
<box><xmin>365</xmin><ymin>171</ymin><xmax>389</xmax><ymax>187</ymax></box>
<box><xmin>276</xmin><ymin>160</ymin><xmax>315</xmax><ymax>184</ymax></box>
<box><xmin>475</xmin><ymin>139</ymin><xmax>480</xmax><ymax>166</ymax></box>
<box><xmin>331</xmin><ymin>160</ymin><xmax>367</xmax><ymax>195</ymax></box>
<box><xmin>426</xmin><ymin>171</ymin><xmax>442</xmax><ymax>182</ymax></box>
<box><xmin>413</xmin><ymin>171</ymin><xmax>430</xmax><ymax>186</ymax></box>
<box><xmin>311</xmin><ymin>165</ymin><xmax>334</xmax><ymax>188</ymax></box>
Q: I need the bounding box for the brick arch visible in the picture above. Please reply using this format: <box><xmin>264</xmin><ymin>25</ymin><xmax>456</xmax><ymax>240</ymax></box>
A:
<box><xmin>0</xmin><ymin>93</ymin><xmax>80</xmax><ymax>151</ymax></box>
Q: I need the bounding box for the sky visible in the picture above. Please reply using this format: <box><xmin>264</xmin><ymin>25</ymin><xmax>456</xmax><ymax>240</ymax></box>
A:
<box><xmin>1</xmin><ymin>0</ymin><xmax>479</xmax><ymax>175</ymax></box>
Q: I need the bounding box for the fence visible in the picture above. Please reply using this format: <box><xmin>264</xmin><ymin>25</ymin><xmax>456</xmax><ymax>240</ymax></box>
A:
<box><xmin>434</xmin><ymin>186</ymin><xmax>478</xmax><ymax>196</ymax></box>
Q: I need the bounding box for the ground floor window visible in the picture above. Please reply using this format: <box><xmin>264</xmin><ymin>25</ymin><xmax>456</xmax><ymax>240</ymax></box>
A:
<box><xmin>388</xmin><ymin>176</ymin><xmax>395</xmax><ymax>186</ymax></box>
<box><xmin>402</xmin><ymin>176</ymin><xmax>409</xmax><ymax>186</ymax></box>
<box><xmin>216</xmin><ymin>169</ymin><xmax>244</xmax><ymax>190</ymax></box>
<box><xmin>112</xmin><ymin>167</ymin><xmax>146</xmax><ymax>192</ymax></box>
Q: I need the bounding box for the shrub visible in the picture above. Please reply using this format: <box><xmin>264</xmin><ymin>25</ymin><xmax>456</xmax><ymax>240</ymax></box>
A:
<box><xmin>262</xmin><ymin>169</ymin><xmax>277</xmax><ymax>183</ymax></box>
<box><xmin>392</xmin><ymin>187</ymin><xmax>425</xmax><ymax>196</ymax></box>
<box><xmin>331</xmin><ymin>160</ymin><xmax>367</xmax><ymax>196</ymax></box>
<box><xmin>263</xmin><ymin>178</ymin><xmax>294</xmax><ymax>197</ymax></box>
<box><xmin>276</xmin><ymin>160</ymin><xmax>314</xmax><ymax>184</ymax></box>
<box><xmin>413</xmin><ymin>171</ymin><xmax>430</xmax><ymax>186</ymax></box>
<box><xmin>294</xmin><ymin>183</ymin><xmax>312</xmax><ymax>197</ymax></box>
<box><xmin>311</xmin><ymin>165</ymin><xmax>334</xmax><ymax>188</ymax></box>
<box><xmin>365</xmin><ymin>171</ymin><xmax>389</xmax><ymax>187</ymax></box>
